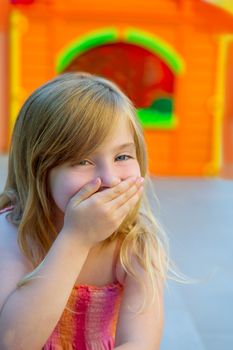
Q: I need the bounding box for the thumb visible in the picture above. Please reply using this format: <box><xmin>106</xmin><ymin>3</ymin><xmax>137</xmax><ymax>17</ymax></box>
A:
<box><xmin>72</xmin><ymin>178</ymin><xmax>101</xmax><ymax>205</ymax></box>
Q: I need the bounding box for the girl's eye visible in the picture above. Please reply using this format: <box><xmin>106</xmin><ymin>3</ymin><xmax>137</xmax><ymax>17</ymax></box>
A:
<box><xmin>116</xmin><ymin>154</ymin><xmax>133</xmax><ymax>161</ymax></box>
<box><xmin>78</xmin><ymin>160</ymin><xmax>91</xmax><ymax>166</ymax></box>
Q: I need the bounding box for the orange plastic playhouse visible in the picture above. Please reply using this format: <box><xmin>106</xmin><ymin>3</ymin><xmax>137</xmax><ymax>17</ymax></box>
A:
<box><xmin>1</xmin><ymin>0</ymin><xmax>233</xmax><ymax>177</ymax></box>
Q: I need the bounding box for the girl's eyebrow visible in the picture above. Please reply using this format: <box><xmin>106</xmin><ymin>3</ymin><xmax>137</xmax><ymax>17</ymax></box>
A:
<box><xmin>111</xmin><ymin>142</ymin><xmax>136</xmax><ymax>152</ymax></box>
<box><xmin>92</xmin><ymin>142</ymin><xmax>136</xmax><ymax>156</ymax></box>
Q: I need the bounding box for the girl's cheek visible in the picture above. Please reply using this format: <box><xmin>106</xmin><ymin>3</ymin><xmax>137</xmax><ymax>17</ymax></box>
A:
<box><xmin>50</xmin><ymin>175</ymin><xmax>82</xmax><ymax>212</ymax></box>
<box><xmin>123</xmin><ymin>162</ymin><xmax>141</xmax><ymax>177</ymax></box>
<box><xmin>62</xmin><ymin>174</ymin><xmax>96</xmax><ymax>208</ymax></box>
<box><xmin>62</xmin><ymin>182</ymin><xmax>84</xmax><ymax>207</ymax></box>
<box><xmin>51</xmin><ymin>186</ymin><xmax>69</xmax><ymax>212</ymax></box>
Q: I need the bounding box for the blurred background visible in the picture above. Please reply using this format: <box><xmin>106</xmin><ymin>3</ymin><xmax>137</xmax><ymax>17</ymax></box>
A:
<box><xmin>0</xmin><ymin>0</ymin><xmax>233</xmax><ymax>349</ymax></box>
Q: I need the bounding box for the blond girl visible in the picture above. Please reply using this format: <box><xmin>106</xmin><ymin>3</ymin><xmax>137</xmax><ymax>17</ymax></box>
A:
<box><xmin>0</xmin><ymin>72</ymin><xmax>169</xmax><ymax>350</ymax></box>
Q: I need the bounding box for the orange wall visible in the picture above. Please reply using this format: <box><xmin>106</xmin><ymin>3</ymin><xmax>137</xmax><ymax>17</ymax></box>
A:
<box><xmin>0</xmin><ymin>0</ymin><xmax>10</xmax><ymax>152</ymax></box>
<box><xmin>3</xmin><ymin>0</ymin><xmax>233</xmax><ymax>176</ymax></box>
<box><xmin>223</xmin><ymin>42</ymin><xmax>233</xmax><ymax>165</ymax></box>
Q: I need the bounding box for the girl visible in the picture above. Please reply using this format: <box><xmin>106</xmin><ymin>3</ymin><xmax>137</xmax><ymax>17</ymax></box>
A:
<box><xmin>0</xmin><ymin>72</ymin><xmax>169</xmax><ymax>350</ymax></box>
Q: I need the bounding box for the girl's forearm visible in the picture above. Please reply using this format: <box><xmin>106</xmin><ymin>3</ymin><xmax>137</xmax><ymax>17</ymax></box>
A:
<box><xmin>0</xmin><ymin>230</ymin><xmax>90</xmax><ymax>350</ymax></box>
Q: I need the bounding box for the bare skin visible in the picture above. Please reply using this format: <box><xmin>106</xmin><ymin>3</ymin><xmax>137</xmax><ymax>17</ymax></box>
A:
<box><xmin>62</xmin><ymin>176</ymin><xmax>144</xmax><ymax>248</ymax></box>
<box><xmin>0</xmin><ymin>176</ymin><xmax>143</xmax><ymax>350</ymax></box>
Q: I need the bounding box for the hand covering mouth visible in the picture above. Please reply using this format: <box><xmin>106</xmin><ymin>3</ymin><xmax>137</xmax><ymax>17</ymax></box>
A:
<box><xmin>97</xmin><ymin>187</ymin><xmax>108</xmax><ymax>192</ymax></box>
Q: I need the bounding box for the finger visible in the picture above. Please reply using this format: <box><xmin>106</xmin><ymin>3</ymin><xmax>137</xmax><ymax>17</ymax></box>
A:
<box><xmin>109</xmin><ymin>177</ymin><xmax>144</xmax><ymax>210</ymax></box>
<box><xmin>95</xmin><ymin>176</ymin><xmax>141</xmax><ymax>202</ymax></box>
<box><xmin>116</xmin><ymin>186</ymin><xmax>143</xmax><ymax>221</ymax></box>
<box><xmin>71</xmin><ymin>178</ymin><xmax>101</xmax><ymax>206</ymax></box>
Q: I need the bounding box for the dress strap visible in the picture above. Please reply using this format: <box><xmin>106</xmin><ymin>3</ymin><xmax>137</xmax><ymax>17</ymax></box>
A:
<box><xmin>0</xmin><ymin>206</ymin><xmax>14</xmax><ymax>214</ymax></box>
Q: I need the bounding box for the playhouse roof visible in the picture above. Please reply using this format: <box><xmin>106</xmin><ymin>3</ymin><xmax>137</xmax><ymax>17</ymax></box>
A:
<box><xmin>6</xmin><ymin>0</ymin><xmax>233</xmax><ymax>33</ymax></box>
<box><xmin>202</xmin><ymin>0</ymin><xmax>233</xmax><ymax>16</ymax></box>
<box><xmin>196</xmin><ymin>0</ymin><xmax>233</xmax><ymax>31</ymax></box>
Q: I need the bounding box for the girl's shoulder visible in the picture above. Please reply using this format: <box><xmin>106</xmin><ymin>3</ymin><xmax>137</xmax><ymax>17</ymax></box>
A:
<box><xmin>0</xmin><ymin>208</ymin><xmax>33</xmax><ymax>311</ymax></box>
<box><xmin>0</xmin><ymin>208</ymin><xmax>33</xmax><ymax>275</ymax></box>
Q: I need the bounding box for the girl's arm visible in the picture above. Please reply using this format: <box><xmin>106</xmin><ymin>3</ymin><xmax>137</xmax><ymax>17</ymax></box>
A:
<box><xmin>0</xmin><ymin>177</ymin><xmax>143</xmax><ymax>349</ymax></box>
<box><xmin>0</xmin><ymin>229</ymin><xmax>90</xmax><ymax>350</ymax></box>
<box><xmin>114</xmin><ymin>252</ymin><xmax>164</xmax><ymax>350</ymax></box>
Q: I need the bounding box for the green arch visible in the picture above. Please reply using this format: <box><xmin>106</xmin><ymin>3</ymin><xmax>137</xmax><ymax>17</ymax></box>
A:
<box><xmin>124</xmin><ymin>28</ymin><xmax>185</xmax><ymax>74</ymax></box>
<box><xmin>56</xmin><ymin>28</ymin><xmax>118</xmax><ymax>73</ymax></box>
<box><xmin>56</xmin><ymin>27</ymin><xmax>185</xmax><ymax>74</ymax></box>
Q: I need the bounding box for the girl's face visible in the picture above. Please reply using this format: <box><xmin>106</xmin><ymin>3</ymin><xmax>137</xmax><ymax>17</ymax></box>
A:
<box><xmin>48</xmin><ymin>117</ymin><xmax>141</xmax><ymax>223</ymax></box>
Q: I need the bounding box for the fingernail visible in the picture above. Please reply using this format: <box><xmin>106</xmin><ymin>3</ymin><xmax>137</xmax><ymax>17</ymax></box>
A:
<box><xmin>136</xmin><ymin>177</ymin><xmax>144</xmax><ymax>184</ymax></box>
<box><xmin>130</xmin><ymin>177</ymin><xmax>138</xmax><ymax>182</ymax></box>
<box><xmin>91</xmin><ymin>178</ymin><xmax>100</xmax><ymax>185</ymax></box>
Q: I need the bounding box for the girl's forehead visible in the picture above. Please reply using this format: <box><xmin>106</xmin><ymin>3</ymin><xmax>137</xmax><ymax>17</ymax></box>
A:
<box><xmin>92</xmin><ymin>118</ymin><xmax>136</xmax><ymax>154</ymax></box>
<box><xmin>112</xmin><ymin>114</ymin><xmax>134</xmax><ymax>133</ymax></box>
<box><xmin>103</xmin><ymin>117</ymin><xmax>134</xmax><ymax>140</ymax></box>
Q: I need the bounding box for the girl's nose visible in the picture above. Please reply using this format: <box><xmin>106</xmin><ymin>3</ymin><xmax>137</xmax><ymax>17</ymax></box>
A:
<box><xmin>98</xmin><ymin>168</ymin><xmax>120</xmax><ymax>188</ymax></box>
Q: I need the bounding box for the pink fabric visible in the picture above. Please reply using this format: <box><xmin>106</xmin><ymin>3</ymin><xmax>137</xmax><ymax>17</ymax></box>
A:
<box><xmin>0</xmin><ymin>206</ymin><xmax>14</xmax><ymax>214</ymax></box>
<box><xmin>43</xmin><ymin>281</ymin><xmax>124</xmax><ymax>350</ymax></box>
<box><xmin>0</xmin><ymin>207</ymin><xmax>124</xmax><ymax>349</ymax></box>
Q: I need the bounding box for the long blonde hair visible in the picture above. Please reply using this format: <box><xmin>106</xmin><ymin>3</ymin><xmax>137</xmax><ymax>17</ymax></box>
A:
<box><xmin>0</xmin><ymin>72</ymin><xmax>180</xmax><ymax>314</ymax></box>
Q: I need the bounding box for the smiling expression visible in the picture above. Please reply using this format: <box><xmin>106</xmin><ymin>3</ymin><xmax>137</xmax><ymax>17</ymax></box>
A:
<box><xmin>48</xmin><ymin>117</ymin><xmax>141</xmax><ymax>225</ymax></box>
